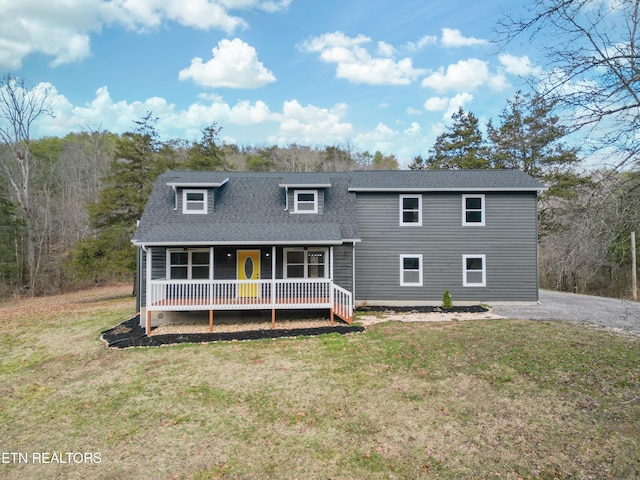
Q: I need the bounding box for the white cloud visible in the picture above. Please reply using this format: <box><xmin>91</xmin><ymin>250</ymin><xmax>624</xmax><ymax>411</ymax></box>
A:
<box><xmin>270</xmin><ymin>100</ymin><xmax>353</xmax><ymax>145</ymax></box>
<box><xmin>440</xmin><ymin>28</ymin><xmax>488</xmax><ymax>48</ymax></box>
<box><xmin>444</xmin><ymin>92</ymin><xmax>474</xmax><ymax>118</ymax></box>
<box><xmin>406</xmin><ymin>35</ymin><xmax>437</xmax><ymax>51</ymax></box>
<box><xmin>423</xmin><ymin>96</ymin><xmax>450</xmax><ymax>111</ymax></box>
<box><xmin>377</xmin><ymin>41</ymin><xmax>396</xmax><ymax>57</ymax></box>
<box><xmin>0</xmin><ymin>1</ymin><xmax>290</xmax><ymax>70</ymax></box>
<box><xmin>421</xmin><ymin>58</ymin><xmax>506</xmax><ymax>93</ymax></box>
<box><xmin>498</xmin><ymin>53</ymin><xmax>543</xmax><ymax>77</ymax></box>
<box><xmin>179</xmin><ymin>38</ymin><xmax>276</xmax><ymax>89</ymax></box>
<box><xmin>300</xmin><ymin>31</ymin><xmax>424</xmax><ymax>85</ymax></box>
<box><xmin>423</xmin><ymin>93</ymin><xmax>474</xmax><ymax>119</ymax></box>
<box><xmin>404</xmin><ymin>122</ymin><xmax>421</xmax><ymax>135</ymax></box>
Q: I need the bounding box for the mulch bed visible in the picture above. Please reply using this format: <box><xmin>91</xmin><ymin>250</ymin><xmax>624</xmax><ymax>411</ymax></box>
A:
<box><xmin>102</xmin><ymin>305</ymin><xmax>488</xmax><ymax>348</ymax></box>
<box><xmin>101</xmin><ymin>315</ymin><xmax>365</xmax><ymax>348</ymax></box>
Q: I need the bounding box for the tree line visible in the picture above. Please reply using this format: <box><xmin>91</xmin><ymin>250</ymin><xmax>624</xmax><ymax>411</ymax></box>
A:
<box><xmin>0</xmin><ymin>88</ymin><xmax>400</xmax><ymax>297</ymax></box>
<box><xmin>1</xmin><ymin>0</ymin><xmax>639</xmax><ymax>299</ymax></box>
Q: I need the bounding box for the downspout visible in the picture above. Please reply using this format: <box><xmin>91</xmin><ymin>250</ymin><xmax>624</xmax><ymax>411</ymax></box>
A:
<box><xmin>352</xmin><ymin>241</ymin><xmax>356</xmax><ymax>309</ymax></box>
<box><xmin>171</xmin><ymin>185</ymin><xmax>178</xmax><ymax>211</ymax></box>
<box><xmin>284</xmin><ymin>186</ymin><xmax>289</xmax><ymax>212</ymax></box>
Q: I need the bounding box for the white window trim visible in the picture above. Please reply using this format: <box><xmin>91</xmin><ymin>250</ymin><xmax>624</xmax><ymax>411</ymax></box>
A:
<box><xmin>167</xmin><ymin>248</ymin><xmax>211</xmax><ymax>280</ymax></box>
<box><xmin>463</xmin><ymin>254</ymin><xmax>486</xmax><ymax>287</ymax></box>
<box><xmin>293</xmin><ymin>190</ymin><xmax>318</xmax><ymax>214</ymax></box>
<box><xmin>400</xmin><ymin>254</ymin><xmax>423</xmax><ymax>287</ymax></box>
<box><xmin>283</xmin><ymin>247</ymin><xmax>329</xmax><ymax>278</ymax></box>
<box><xmin>399</xmin><ymin>194</ymin><xmax>422</xmax><ymax>226</ymax></box>
<box><xmin>462</xmin><ymin>194</ymin><xmax>485</xmax><ymax>226</ymax></box>
<box><xmin>182</xmin><ymin>189</ymin><xmax>208</xmax><ymax>214</ymax></box>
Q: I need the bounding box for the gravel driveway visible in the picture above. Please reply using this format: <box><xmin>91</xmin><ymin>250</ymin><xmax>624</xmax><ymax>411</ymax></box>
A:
<box><xmin>492</xmin><ymin>290</ymin><xmax>640</xmax><ymax>335</ymax></box>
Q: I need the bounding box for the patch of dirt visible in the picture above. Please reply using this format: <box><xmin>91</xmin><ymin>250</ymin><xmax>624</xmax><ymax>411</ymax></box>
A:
<box><xmin>0</xmin><ymin>284</ymin><xmax>134</xmax><ymax>321</ymax></box>
<box><xmin>152</xmin><ymin>318</ymin><xmax>337</xmax><ymax>335</ymax></box>
<box><xmin>355</xmin><ymin>305</ymin><xmax>504</xmax><ymax>326</ymax></box>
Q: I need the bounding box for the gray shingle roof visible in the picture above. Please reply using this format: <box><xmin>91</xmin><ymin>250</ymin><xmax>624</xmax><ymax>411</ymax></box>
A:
<box><xmin>347</xmin><ymin>169</ymin><xmax>546</xmax><ymax>191</ymax></box>
<box><xmin>133</xmin><ymin>171</ymin><xmax>359</xmax><ymax>245</ymax></box>
<box><xmin>133</xmin><ymin>169</ymin><xmax>545</xmax><ymax>245</ymax></box>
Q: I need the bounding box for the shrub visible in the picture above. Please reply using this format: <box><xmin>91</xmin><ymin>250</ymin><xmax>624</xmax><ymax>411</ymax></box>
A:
<box><xmin>442</xmin><ymin>289</ymin><xmax>453</xmax><ymax>309</ymax></box>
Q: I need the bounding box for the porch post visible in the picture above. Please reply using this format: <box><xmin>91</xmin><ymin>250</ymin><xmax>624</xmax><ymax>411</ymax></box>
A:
<box><xmin>330</xmin><ymin>246</ymin><xmax>334</xmax><ymax>324</ymax></box>
<box><xmin>209</xmin><ymin>310</ymin><xmax>214</xmax><ymax>332</ymax></box>
<box><xmin>145</xmin><ymin>247</ymin><xmax>152</xmax><ymax>335</ymax></box>
<box><xmin>271</xmin><ymin>246</ymin><xmax>276</xmax><ymax>308</ymax></box>
<box><xmin>272</xmin><ymin>246</ymin><xmax>276</xmax><ymax>329</ymax></box>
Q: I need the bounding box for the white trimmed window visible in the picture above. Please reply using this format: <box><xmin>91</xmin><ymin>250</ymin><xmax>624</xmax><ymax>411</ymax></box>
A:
<box><xmin>293</xmin><ymin>190</ymin><xmax>318</xmax><ymax>213</ymax></box>
<box><xmin>284</xmin><ymin>248</ymin><xmax>328</xmax><ymax>278</ymax></box>
<box><xmin>400</xmin><ymin>254</ymin><xmax>423</xmax><ymax>286</ymax></box>
<box><xmin>462</xmin><ymin>194</ymin><xmax>485</xmax><ymax>226</ymax></box>
<box><xmin>400</xmin><ymin>194</ymin><xmax>422</xmax><ymax>226</ymax></box>
<box><xmin>463</xmin><ymin>254</ymin><xmax>486</xmax><ymax>287</ymax></box>
<box><xmin>168</xmin><ymin>249</ymin><xmax>211</xmax><ymax>280</ymax></box>
<box><xmin>183</xmin><ymin>189</ymin><xmax>207</xmax><ymax>214</ymax></box>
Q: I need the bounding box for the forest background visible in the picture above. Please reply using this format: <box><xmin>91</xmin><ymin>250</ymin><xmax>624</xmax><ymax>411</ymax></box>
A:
<box><xmin>1</xmin><ymin>0</ymin><xmax>639</xmax><ymax>301</ymax></box>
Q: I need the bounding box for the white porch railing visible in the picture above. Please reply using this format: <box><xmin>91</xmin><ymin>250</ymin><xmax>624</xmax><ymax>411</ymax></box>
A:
<box><xmin>147</xmin><ymin>278</ymin><xmax>352</xmax><ymax>322</ymax></box>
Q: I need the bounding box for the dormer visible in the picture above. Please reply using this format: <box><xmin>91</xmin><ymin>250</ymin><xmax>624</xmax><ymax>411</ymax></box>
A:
<box><xmin>167</xmin><ymin>178</ymin><xmax>229</xmax><ymax>214</ymax></box>
<box><xmin>279</xmin><ymin>181</ymin><xmax>331</xmax><ymax>214</ymax></box>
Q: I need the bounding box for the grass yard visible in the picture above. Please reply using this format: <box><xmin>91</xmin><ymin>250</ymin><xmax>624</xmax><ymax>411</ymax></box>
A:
<box><xmin>1</xmin><ymin>286</ymin><xmax>639</xmax><ymax>479</ymax></box>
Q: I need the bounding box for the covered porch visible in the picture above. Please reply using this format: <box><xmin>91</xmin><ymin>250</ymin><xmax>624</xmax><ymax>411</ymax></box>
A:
<box><xmin>140</xmin><ymin>244</ymin><xmax>354</xmax><ymax>335</ymax></box>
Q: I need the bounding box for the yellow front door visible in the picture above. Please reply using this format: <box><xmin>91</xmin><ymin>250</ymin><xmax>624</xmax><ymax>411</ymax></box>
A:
<box><xmin>237</xmin><ymin>250</ymin><xmax>260</xmax><ymax>297</ymax></box>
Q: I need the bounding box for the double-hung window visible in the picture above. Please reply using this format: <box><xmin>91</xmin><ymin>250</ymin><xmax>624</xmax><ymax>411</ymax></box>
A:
<box><xmin>400</xmin><ymin>194</ymin><xmax>422</xmax><ymax>226</ymax></box>
<box><xmin>168</xmin><ymin>249</ymin><xmax>211</xmax><ymax>280</ymax></box>
<box><xmin>183</xmin><ymin>189</ymin><xmax>207</xmax><ymax>214</ymax></box>
<box><xmin>462</xmin><ymin>194</ymin><xmax>485</xmax><ymax>226</ymax></box>
<box><xmin>463</xmin><ymin>254</ymin><xmax>486</xmax><ymax>287</ymax></box>
<box><xmin>294</xmin><ymin>190</ymin><xmax>318</xmax><ymax>213</ymax></box>
<box><xmin>284</xmin><ymin>248</ymin><xmax>327</xmax><ymax>278</ymax></box>
<box><xmin>400</xmin><ymin>254</ymin><xmax>423</xmax><ymax>286</ymax></box>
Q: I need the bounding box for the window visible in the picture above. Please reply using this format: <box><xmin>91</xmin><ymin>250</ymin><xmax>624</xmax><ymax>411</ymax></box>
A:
<box><xmin>400</xmin><ymin>194</ymin><xmax>422</xmax><ymax>226</ymax></box>
<box><xmin>168</xmin><ymin>249</ymin><xmax>211</xmax><ymax>279</ymax></box>
<box><xmin>463</xmin><ymin>254</ymin><xmax>486</xmax><ymax>287</ymax></box>
<box><xmin>293</xmin><ymin>190</ymin><xmax>318</xmax><ymax>213</ymax></box>
<box><xmin>400</xmin><ymin>255</ymin><xmax>423</xmax><ymax>286</ymax></box>
<box><xmin>462</xmin><ymin>194</ymin><xmax>485</xmax><ymax>226</ymax></box>
<box><xmin>183</xmin><ymin>189</ymin><xmax>207</xmax><ymax>214</ymax></box>
<box><xmin>284</xmin><ymin>248</ymin><xmax>327</xmax><ymax>278</ymax></box>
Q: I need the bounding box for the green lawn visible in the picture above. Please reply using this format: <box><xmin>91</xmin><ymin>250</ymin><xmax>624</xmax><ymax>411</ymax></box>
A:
<box><xmin>1</xmin><ymin>287</ymin><xmax>639</xmax><ymax>479</ymax></box>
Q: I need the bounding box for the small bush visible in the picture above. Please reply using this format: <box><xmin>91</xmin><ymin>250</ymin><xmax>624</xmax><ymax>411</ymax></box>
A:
<box><xmin>442</xmin><ymin>290</ymin><xmax>453</xmax><ymax>309</ymax></box>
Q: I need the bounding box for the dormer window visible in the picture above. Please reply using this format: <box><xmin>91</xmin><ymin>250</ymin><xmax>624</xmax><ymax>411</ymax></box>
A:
<box><xmin>183</xmin><ymin>189</ymin><xmax>207</xmax><ymax>214</ymax></box>
<box><xmin>294</xmin><ymin>190</ymin><xmax>318</xmax><ymax>214</ymax></box>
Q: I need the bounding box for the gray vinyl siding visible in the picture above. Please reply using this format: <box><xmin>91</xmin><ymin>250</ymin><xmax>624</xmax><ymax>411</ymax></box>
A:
<box><xmin>355</xmin><ymin>192</ymin><xmax>539</xmax><ymax>303</ymax></box>
<box><xmin>333</xmin><ymin>243</ymin><xmax>354</xmax><ymax>291</ymax></box>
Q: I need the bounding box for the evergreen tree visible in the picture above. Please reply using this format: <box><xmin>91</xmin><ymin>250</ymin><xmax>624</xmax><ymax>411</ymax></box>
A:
<box><xmin>408</xmin><ymin>155</ymin><xmax>427</xmax><ymax>170</ymax></box>
<box><xmin>72</xmin><ymin>113</ymin><xmax>176</xmax><ymax>281</ymax></box>
<box><xmin>426</xmin><ymin>108</ymin><xmax>490</xmax><ymax>169</ymax></box>
<box><xmin>487</xmin><ymin>92</ymin><xmax>578</xmax><ymax>177</ymax></box>
<box><xmin>185</xmin><ymin>123</ymin><xmax>231</xmax><ymax>171</ymax></box>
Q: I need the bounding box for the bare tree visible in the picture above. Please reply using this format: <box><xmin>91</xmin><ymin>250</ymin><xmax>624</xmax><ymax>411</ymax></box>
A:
<box><xmin>0</xmin><ymin>75</ymin><xmax>53</xmax><ymax>291</ymax></box>
<box><xmin>498</xmin><ymin>0</ymin><xmax>640</xmax><ymax>170</ymax></box>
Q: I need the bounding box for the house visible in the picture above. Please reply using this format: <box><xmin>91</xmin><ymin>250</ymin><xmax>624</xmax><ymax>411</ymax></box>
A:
<box><xmin>132</xmin><ymin>169</ymin><xmax>546</xmax><ymax>334</ymax></box>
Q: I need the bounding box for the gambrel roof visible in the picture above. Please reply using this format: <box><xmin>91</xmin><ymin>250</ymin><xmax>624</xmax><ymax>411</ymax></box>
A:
<box><xmin>132</xmin><ymin>169</ymin><xmax>545</xmax><ymax>246</ymax></box>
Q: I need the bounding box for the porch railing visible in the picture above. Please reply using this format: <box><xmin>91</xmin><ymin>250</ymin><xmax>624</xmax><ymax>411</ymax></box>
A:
<box><xmin>147</xmin><ymin>278</ymin><xmax>352</xmax><ymax>322</ymax></box>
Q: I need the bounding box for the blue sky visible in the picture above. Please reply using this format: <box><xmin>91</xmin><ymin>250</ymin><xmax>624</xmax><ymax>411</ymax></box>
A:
<box><xmin>0</xmin><ymin>0</ymin><xmax>542</xmax><ymax>166</ymax></box>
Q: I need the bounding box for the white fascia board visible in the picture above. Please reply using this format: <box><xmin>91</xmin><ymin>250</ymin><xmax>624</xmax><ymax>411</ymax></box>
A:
<box><xmin>348</xmin><ymin>187</ymin><xmax>546</xmax><ymax>193</ymax></box>
<box><xmin>166</xmin><ymin>178</ymin><xmax>229</xmax><ymax>188</ymax></box>
<box><xmin>132</xmin><ymin>239</ymin><xmax>344</xmax><ymax>247</ymax></box>
<box><xmin>278</xmin><ymin>183</ymin><xmax>332</xmax><ymax>188</ymax></box>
